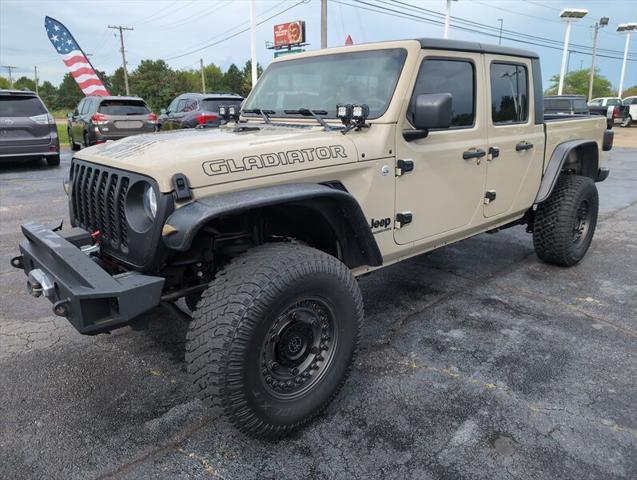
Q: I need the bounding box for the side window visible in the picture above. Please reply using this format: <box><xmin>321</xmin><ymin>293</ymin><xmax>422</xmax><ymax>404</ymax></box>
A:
<box><xmin>76</xmin><ymin>98</ymin><xmax>85</xmax><ymax>115</ymax></box>
<box><xmin>167</xmin><ymin>98</ymin><xmax>179</xmax><ymax>112</ymax></box>
<box><xmin>632</xmin><ymin>98</ymin><xmax>637</xmax><ymax>105</ymax></box>
<box><xmin>182</xmin><ymin>99</ymin><xmax>198</xmax><ymax>112</ymax></box>
<box><xmin>490</xmin><ymin>63</ymin><xmax>529</xmax><ymax>124</ymax></box>
<box><xmin>176</xmin><ymin>99</ymin><xmax>187</xmax><ymax>112</ymax></box>
<box><xmin>589</xmin><ymin>99</ymin><xmax>601</xmax><ymax>106</ymax></box>
<box><xmin>408</xmin><ymin>58</ymin><xmax>475</xmax><ymax>128</ymax></box>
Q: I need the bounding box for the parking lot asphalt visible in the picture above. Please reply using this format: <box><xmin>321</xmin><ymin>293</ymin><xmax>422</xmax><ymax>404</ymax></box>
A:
<box><xmin>1</xmin><ymin>137</ymin><xmax>636</xmax><ymax>480</ymax></box>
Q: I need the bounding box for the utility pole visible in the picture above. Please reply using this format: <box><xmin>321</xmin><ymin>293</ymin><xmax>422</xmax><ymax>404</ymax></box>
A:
<box><xmin>34</xmin><ymin>66</ymin><xmax>39</xmax><ymax>95</ymax></box>
<box><xmin>497</xmin><ymin>19</ymin><xmax>503</xmax><ymax>45</ymax></box>
<box><xmin>2</xmin><ymin>65</ymin><xmax>16</xmax><ymax>88</ymax></box>
<box><xmin>108</xmin><ymin>25</ymin><xmax>134</xmax><ymax>95</ymax></box>
<box><xmin>200</xmin><ymin>59</ymin><xmax>206</xmax><ymax>93</ymax></box>
<box><xmin>321</xmin><ymin>0</ymin><xmax>327</xmax><ymax>48</ymax></box>
<box><xmin>588</xmin><ymin>17</ymin><xmax>609</xmax><ymax>101</ymax></box>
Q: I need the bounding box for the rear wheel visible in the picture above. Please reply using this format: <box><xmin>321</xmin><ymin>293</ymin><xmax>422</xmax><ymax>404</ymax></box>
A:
<box><xmin>533</xmin><ymin>175</ymin><xmax>598</xmax><ymax>266</ymax></box>
<box><xmin>46</xmin><ymin>155</ymin><xmax>60</xmax><ymax>167</ymax></box>
<box><xmin>83</xmin><ymin>132</ymin><xmax>89</xmax><ymax>148</ymax></box>
<box><xmin>185</xmin><ymin>243</ymin><xmax>363</xmax><ymax>439</ymax></box>
<box><xmin>69</xmin><ymin>129</ymin><xmax>80</xmax><ymax>151</ymax></box>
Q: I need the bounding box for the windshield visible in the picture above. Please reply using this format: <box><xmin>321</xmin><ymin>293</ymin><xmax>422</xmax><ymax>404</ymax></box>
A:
<box><xmin>244</xmin><ymin>48</ymin><xmax>407</xmax><ymax>119</ymax></box>
<box><xmin>98</xmin><ymin>100</ymin><xmax>150</xmax><ymax>115</ymax></box>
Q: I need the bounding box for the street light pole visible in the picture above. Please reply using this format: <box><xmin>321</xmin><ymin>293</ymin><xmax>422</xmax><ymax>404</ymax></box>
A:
<box><xmin>588</xmin><ymin>17</ymin><xmax>609</xmax><ymax>102</ymax></box>
<box><xmin>558</xmin><ymin>9</ymin><xmax>588</xmax><ymax>96</ymax></box>
<box><xmin>497</xmin><ymin>19</ymin><xmax>503</xmax><ymax>45</ymax></box>
<box><xmin>321</xmin><ymin>0</ymin><xmax>327</xmax><ymax>48</ymax></box>
<box><xmin>444</xmin><ymin>0</ymin><xmax>457</xmax><ymax>39</ymax></box>
<box><xmin>617</xmin><ymin>23</ymin><xmax>637</xmax><ymax>97</ymax></box>
<box><xmin>250</xmin><ymin>0</ymin><xmax>257</xmax><ymax>88</ymax></box>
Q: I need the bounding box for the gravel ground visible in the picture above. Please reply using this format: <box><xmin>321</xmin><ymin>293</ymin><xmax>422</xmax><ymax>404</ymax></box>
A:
<box><xmin>1</xmin><ymin>139</ymin><xmax>636</xmax><ymax>480</ymax></box>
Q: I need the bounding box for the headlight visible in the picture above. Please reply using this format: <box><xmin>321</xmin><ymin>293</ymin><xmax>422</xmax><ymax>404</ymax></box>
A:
<box><xmin>143</xmin><ymin>184</ymin><xmax>157</xmax><ymax>219</ymax></box>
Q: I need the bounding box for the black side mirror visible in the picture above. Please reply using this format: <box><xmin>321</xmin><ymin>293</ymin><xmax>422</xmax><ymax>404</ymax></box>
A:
<box><xmin>404</xmin><ymin>93</ymin><xmax>453</xmax><ymax>141</ymax></box>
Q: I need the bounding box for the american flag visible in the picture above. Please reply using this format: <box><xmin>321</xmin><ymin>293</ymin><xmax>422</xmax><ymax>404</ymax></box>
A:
<box><xmin>45</xmin><ymin>16</ymin><xmax>109</xmax><ymax>96</ymax></box>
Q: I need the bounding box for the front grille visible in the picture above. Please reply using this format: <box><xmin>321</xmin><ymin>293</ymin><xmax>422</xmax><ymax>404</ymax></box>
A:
<box><xmin>70</xmin><ymin>161</ymin><xmax>129</xmax><ymax>252</ymax></box>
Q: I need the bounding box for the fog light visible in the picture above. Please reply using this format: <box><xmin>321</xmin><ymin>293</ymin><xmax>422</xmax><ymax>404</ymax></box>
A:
<box><xmin>336</xmin><ymin>104</ymin><xmax>352</xmax><ymax>125</ymax></box>
<box><xmin>352</xmin><ymin>104</ymin><xmax>369</xmax><ymax>121</ymax></box>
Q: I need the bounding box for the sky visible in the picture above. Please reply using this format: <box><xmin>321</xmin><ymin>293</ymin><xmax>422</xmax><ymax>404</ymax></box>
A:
<box><xmin>1</xmin><ymin>0</ymin><xmax>636</xmax><ymax>93</ymax></box>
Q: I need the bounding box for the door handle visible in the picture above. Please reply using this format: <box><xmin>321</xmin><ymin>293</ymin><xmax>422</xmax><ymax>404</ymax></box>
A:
<box><xmin>463</xmin><ymin>149</ymin><xmax>486</xmax><ymax>160</ymax></box>
<box><xmin>516</xmin><ymin>142</ymin><xmax>534</xmax><ymax>151</ymax></box>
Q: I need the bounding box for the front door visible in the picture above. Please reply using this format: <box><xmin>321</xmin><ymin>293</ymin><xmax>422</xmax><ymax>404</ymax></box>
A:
<box><xmin>394</xmin><ymin>52</ymin><xmax>488</xmax><ymax>245</ymax></box>
<box><xmin>483</xmin><ymin>56</ymin><xmax>544</xmax><ymax>218</ymax></box>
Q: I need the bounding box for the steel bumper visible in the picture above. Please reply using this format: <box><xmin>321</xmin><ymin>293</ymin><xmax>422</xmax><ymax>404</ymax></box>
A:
<box><xmin>13</xmin><ymin>223</ymin><xmax>164</xmax><ymax>335</ymax></box>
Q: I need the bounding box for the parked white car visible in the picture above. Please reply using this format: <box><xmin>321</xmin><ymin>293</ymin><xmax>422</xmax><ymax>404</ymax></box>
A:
<box><xmin>620</xmin><ymin>96</ymin><xmax>637</xmax><ymax>127</ymax></box>
<box><xmin>588</xmin><ymin>97</ymin><xmax>622</xmax><ymax>128</ymax></box>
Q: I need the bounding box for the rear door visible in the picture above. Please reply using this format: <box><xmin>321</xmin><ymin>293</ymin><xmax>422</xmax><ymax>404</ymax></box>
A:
<box><xmin>0</xmin><ymin>94</ymin><xmax>51</xmax><ymax>148</ymax></box>
<box><xmin>483</xmin><ymin>56</ymin><xmax>545</xmax><ymax>218</ymax></box>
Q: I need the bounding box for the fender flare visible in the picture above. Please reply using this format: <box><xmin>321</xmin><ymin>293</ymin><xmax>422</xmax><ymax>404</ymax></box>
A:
<box><xmin>534</xmin><ymin>140</ymin><xmax>599</xmax><ymax>204</ymax></box>
<box><xmin>162</xmin><ymin>183</ymin><xmax>383</xmax><ymax>268</ymax></box>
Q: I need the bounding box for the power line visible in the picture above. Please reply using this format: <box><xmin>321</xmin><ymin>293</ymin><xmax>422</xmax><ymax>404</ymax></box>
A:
<box><xmin>387</xmin><ymin>0</ymin><xmax>636</xmax><ymax>58</ymax></box>
<box><xmin>333</xmin><ymin>0</ymin><xmax>637</xmax><ymax>63</ymax></box>
<box><xmin>164</xmin><ymin>0</ymin><xmax>308</xmax><ymax>61</ymax></box>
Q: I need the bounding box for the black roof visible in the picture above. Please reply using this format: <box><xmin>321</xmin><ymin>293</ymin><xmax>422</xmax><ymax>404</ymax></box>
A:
<box><xmin>416</xmin><ymin>38</ymin><xmax>539</xmax><ymax>59</ymax></box>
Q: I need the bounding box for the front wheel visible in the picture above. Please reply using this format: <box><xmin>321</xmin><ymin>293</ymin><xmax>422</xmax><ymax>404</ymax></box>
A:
<box><xmin>533</xmin><ymin>175</ymin><xmax>599</xmax><ymax>266</ymax></box>
<box><xmin>185</xmin><ymin>243</ymin><xmax>363</xmax><ymax>439</ymax></box>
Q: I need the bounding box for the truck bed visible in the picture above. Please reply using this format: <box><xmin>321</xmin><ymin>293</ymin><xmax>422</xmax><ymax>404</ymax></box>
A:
<box><xmin>543</xmin><ymin>115</ymin><xmax>607</xmax><ymax>172</ymax></box>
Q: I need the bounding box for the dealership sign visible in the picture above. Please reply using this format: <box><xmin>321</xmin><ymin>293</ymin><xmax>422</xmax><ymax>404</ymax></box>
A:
<box><xmin>273</xmin><ymin>20</ymin><xmax>306</xmax><ymax>47</ymax></box>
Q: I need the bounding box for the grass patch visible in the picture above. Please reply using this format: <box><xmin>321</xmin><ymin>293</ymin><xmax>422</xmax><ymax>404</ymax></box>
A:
<box><xmin>56</xmin><ymin>123</ymin><xmax>69</xmax><ymax>146</ymax></box>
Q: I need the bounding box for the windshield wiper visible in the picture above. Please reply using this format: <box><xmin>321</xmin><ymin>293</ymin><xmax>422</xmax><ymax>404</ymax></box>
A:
<box><xmin>242</xmin><ymin>108</ymin><xmax>275</xmax><ymax>124</ymax></box>
<box><xmin>284</xmin><ymin>108</ymin><xmax>334</xmax><ymax>130</ymax></box>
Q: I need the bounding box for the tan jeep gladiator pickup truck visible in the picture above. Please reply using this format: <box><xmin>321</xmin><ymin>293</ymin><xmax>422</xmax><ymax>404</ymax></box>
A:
<box><xmin>12</xmin><ymin>38</ymin><xmax>612</xmax><ymax>438</ymax></box>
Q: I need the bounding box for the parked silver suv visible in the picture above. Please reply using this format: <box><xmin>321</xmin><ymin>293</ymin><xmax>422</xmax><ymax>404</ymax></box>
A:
<box><xmin>67</xmin><ymin>95</ymin><xmax>157</xmax><ymax>149</ymax></box>
<box><xmin>0</xmin><ymin>89</ymin><xmax>60</xmax><ymax>166</ymax></box>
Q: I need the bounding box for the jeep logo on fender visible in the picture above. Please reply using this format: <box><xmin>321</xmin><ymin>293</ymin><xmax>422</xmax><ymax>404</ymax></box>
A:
<box><xmin>202</xmin><ymin>145</ymin><xmax>347</xmax><ymax>176</ymax></box>
<box><xmin>370</xmin><ymin>217</ymin><xmax>392</xmax><ymax>234</ymax></box>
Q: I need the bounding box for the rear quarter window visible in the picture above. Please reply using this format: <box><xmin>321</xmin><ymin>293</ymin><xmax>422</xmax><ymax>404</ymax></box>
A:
<box><xmin>98</xmin><ymin>100</ymin><xmax>150</xmax><ymax>115</ymax></box>
<box><xmin>0</xmin><ymin>96</ymin><xmax>47</xmax><ymax>116</ymax></box>
<box><xmin>573</xmin><ymin>99</ymin><xmax>588</xmax><ymax>110</ymax></box>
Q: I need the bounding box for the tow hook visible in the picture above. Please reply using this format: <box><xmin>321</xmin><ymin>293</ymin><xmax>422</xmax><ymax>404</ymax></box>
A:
<box><xmin>27</xmin><ymin>268</ymin><xmax>55</xmax><ymax>298</ymax></box>
<box><xmin>10</xmin><ymin>255</ymin><xmax>24</xmax><ymax>270</ymax></box>
<box><xmin>52</xmin><ymin>299</ymin><xmax>71</xmax><ymax>317</ymax></box>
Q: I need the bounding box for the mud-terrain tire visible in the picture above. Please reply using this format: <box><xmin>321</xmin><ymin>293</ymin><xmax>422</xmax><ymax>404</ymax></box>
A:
<box><xmin>533</xmin><ymin>175</ymin><xmax>599</xmax><ymax>267</ymax></box>
<box><xmin>185</xmin><ymin>243</ymin><xmax>363</xmax><ymax>439</ymax></box>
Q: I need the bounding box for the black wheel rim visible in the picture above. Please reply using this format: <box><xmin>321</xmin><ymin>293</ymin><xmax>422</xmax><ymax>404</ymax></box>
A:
<box><xmin>573</xmin><ymin>199</ymin><xmax>591</xmax><ymax>245</ymax></box>
<box><xmin>260</xmin><ymin>298</ymin><xmax>338</xmax><ymax>400</ymax></box>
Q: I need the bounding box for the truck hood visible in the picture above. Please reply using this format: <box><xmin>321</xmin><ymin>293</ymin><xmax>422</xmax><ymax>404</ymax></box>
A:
<box><xmin>75</xmin><ymin>124</ymin><xmax>359</xmax><ymax>192</ymax></box>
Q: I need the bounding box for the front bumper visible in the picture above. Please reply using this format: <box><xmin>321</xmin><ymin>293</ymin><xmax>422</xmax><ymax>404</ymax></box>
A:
<box><xmin>13</xmin><ymin>223</ymin><xmax>164</xmax><ymax>335</ymax></box>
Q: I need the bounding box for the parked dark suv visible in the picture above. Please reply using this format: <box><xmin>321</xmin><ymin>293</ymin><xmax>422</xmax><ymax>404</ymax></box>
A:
<box><xmin>0</xmin><ymin>89</ymin><xmax>60</xmax><ymax>166</ymax></box>
<box><xmin>158</xmin><ymin>92</ymin><xmax>243</xmax><ymax>130</ymax></box>
<box><xmin>544</xmin><ymin>95</ymin><xmax>590</xmax><ymax>116</ymax></box>
<box><xmin>67</xmin><ymin>95</ymin><xmax>157</xmax><ymax>149</ymax></box>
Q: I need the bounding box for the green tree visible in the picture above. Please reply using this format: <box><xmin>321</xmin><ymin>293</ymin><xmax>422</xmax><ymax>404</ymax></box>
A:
<box><xmin>109</xmin><ymin>67</ymin><xmax>126</xmax><ymax>96</ymax></box>
<box><xmin>621</xmin><ymin>85</ymin><xmax>637</xmax><ymax>98</ymax></box>
<box><xmin>545</xmin><ymin>68</ymin><xmax>612</xmax><ymax>97</ymax></box>
<box><xmin>13</xmin><ymin>76</ymin><xmax>36</xmax><ymax>91</ymax></box>
<box><xmin>241</xmin><ymin>60</ymin><xmax>263</xmax><ymax>96</ymax></box>
<box><xmin>56</xmin><ymin>73</ymin><xmax>84</xmax><ymax>111</ymax></box>
<box><xmin>128</xmin><ymin>59</ymin><xmax>184</xmax><ymax>112</ymax></box>
<box><xmin>0</xmin><ymin>75</ymin><xmax>9</xmax><ymax>89</ymax></box>
<box><xmin>223</xmin><ymin>64</ymin><xmax>244</xmax><ymax>96</ymax></box>
<box><xmin>204</xmin><ymin>63</ymin><xmax>225</xmax><ymax>92</ymax></box>
<box><xmin>38</xmin><ymin>81</ymin><xmax>58</xmax><ymax>110</ymax></box>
